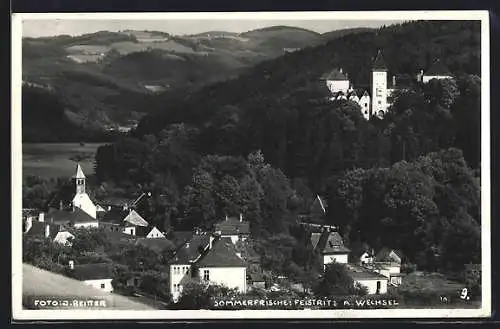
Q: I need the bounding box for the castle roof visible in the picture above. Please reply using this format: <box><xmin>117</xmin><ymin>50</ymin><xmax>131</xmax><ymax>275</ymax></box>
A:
<box><xmin>372</xmin><ymin>50</ymin><xmax>388</xmax><ymax>71</ymax></box>
<box><xmin>322</xmin><ymin>68</ymin><xmax>349</xmax><ymax>81</ymax></box>
<box><xmin>73</xmin><ymin>163</ymin><xmax>86</xmax><ymax>179</ymax></box>
<box><xmin>425</xmin><ymin>59</ymin><xmax>452</xmax><ymax>76</ymax></box>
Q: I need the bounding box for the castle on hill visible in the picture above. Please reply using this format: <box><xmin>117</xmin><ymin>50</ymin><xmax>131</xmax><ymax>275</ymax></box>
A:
<box><xmin>322</xmin><ymin>51</ymin><xmax>454</xmax><ymax>120</ymax></box>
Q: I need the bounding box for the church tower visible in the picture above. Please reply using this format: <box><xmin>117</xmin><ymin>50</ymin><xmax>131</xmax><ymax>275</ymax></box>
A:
<box><xmin>74</xmin><ymin>163</ymin><xmax>86</xmax><ymax>195</ymax></box>
<box><xmin>371</xmin><ymin>50</ymin><xmax>388</xmax><ymax>118</ymax></box>
<box><xmin>71</xmin><ymin>163</ymin><xmax>97</xmax><ymax>219</ymax></box>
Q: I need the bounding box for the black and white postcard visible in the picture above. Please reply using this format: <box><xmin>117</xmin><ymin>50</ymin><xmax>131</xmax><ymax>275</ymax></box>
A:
<box><xmin>11</xmin><ymin>10</ymin><xmax>491</xmax><ymax>320</ymax></box>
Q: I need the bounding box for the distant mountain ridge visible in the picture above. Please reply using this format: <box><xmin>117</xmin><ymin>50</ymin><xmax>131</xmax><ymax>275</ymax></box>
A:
<box><xmin>22</xmin><ymin>25</ymin><xmax>385</xmax><ymax>140</ymax></box>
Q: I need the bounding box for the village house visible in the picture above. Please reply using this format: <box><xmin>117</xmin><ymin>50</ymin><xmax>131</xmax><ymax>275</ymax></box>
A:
<box><xmin>195</xmin><ymin>237</ymin><xmax>247</xmax><ymax>294</ymax></box>
<box><xmin>168</xmin><ymin>232</ymin><xmax>213</xmax><ymax>301</ymax></box>
<box><xmin>24</xmin><ymin>213</ymin><xmax>75</xmax><ymax>246</ymax></box>
<box><xmin>68</xmin><ymin>261</ymin><xmax>114</xmax><ymax>293</ymax></box>
<box><xmin>168</xmin><ymin>232</ymin><xmax>247</xmax><ymax>302</ymax></box>
<box><xmin>214</xmin><ymin>214</ymin><xmax>250</xmax><ymax>244</ymax></box>
<box><xmin>145</xmin><ymin>226</ymin><xmax>165</xmax><ymax>239</ymax></box>
<box><xmin>312</xmin><ymin>230</ymin><xmax>350</xmax><ymax>269</ymax></box>
<box><xmin>46</xmin><ymin>207</ymin><xmax>100</xmax><ymax>229</ymax></box>
<box><xmin>100</xmin><ymin>208</ymin><xmax>149</xmax><ymax>236</ymax></box>
<box><xmin>372</xmin><ymin>247</ymin><xmax>404</xmax><ymax>286</ymax></box>
<box><xmin>346</xmin><ymin>264</ymin><xmax>389</xmax><ymax>295</ymax></box>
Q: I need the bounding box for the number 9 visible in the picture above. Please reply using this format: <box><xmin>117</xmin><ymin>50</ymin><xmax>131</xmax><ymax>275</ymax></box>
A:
<box><xmin>460</xmin><ymin>288</ymin><xmax>468</xmax><ymax>299</ymax></box>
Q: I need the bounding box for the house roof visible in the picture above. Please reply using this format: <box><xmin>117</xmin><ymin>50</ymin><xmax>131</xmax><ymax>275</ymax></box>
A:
<box><xmin>73</xmin><ymin>163</ymin><xmax>86</xmax><ymax>179</ymax></box>
<box><xmin>310</xmin><ymin>233</ymin><xmax>322</xmax><ymax>249</ymax></box>
<box><xmin>375</xmin><ymin>247</ymin><xmax>402</xmax><ymax>263</ymax></box>
<box><xmin>101</xmin><ymin>208</ymin><xmax>128</xmax><ymax>225</ymax></box>
<box><xmin>123</xmin><ymin>210</ymin><xmax>149</xmax><ymax>227</ymax></box>
<box><xmin>146</xmin><ymin>226</ymin><xmax>165</xmax><ymax>238</ymax></box>
<box><xmin>46</xmin><ymin>208</ymin><xmax>97</xmax><ymax>225</ymax></box>
<box><xmin>316</xmin><ymin>231</ymin><xmax>350</xmax><ymax>254</ymax></box>
<box><xmin>97</xmin><ymin>196</ymin><xmax>134</xmax><ymax>207</ymax></box>
<box><xmin>346</xmin><ymin>264</ymin><xmax>388</xmax><ymax>280</ymax></box>
<box><xmin>25</xmin><ymin>221</ymin><xmax>63</xmax><ymax>239</ymax></box>
<box><xmin>425</xmin><ymin>59</ymin><xmax>452</xmax><ymax>76</ymax></box>
<box><xmin>372</xmin><ymin>50</ymin><xmax>388</xmax><ymax>71</ymax></box>
<box><xmin>71</xmin><ymin>263</ymin><xmax>114</xmax><ymax>281</ymax></box>
<box><xmin>322</xmin><ymin>68</ymin><xmax>349</xmax><ymax>81</ymax></box>
<box><xmin>214</xmin><ymin>217</ymin><xmax>250</xmax><ymax>235</ymax></box>
<box><xmin>196</xmin><ymin>238</ymin><xmax>247</xmax><ymax>268</ymax></box>
<box><xmin>169</xmin><ymin>233</ymin><xmax>212</xmax><ymax>265</ymax></box>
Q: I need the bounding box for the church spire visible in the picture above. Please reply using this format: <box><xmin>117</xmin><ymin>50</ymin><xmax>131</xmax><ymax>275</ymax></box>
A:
<box><xmin>74</xmin><ymin>163</ymin><xmax>86</xmax><ymax>179</ymax></box>
<box><xmin>372</xmin><ymin>49</ymin><xmax>388</xmax><ymax>71</ymax></box>
<box><xmin>73</xmin><ymin>163</ymin><xmax>86</xmax><ymax>195</ymax></box>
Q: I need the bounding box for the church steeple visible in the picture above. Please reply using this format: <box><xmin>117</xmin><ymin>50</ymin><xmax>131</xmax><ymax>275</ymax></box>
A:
<box><xmin>73</xmin><ymin>163</ymin><xmax>86</xmax><ymax>195</ymax></box>
<box><xmin>372</xmin><ymin>49</ymin><xmax>388</xmax><ymax>72</ymax></box>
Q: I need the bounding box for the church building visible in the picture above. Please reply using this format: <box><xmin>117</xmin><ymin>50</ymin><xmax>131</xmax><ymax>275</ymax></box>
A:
<box><xmin>71</xmin><ymin>164</ymin><xmax>97</xmax><ymax>219</ymax></box>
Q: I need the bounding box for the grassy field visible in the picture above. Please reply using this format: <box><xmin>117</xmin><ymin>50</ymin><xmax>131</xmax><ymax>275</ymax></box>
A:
<box><xmin>22</xmin><ymin>143</ymin><xmax>107</xmax><ymax>179</ymax></box>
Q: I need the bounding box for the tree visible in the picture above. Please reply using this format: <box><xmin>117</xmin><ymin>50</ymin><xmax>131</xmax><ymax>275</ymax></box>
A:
<box><xmin>314</xmin><ymin>263</ymin><xmax>368</xmax><ymax>296</ymax></box>
<box><xmin>174</xmin><ymin>282</ymin><xmax>239</xmax><ymax>309</ymax></box>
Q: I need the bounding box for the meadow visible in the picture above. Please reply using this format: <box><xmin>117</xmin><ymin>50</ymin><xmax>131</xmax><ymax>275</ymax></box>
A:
<box><xmin>22</xmin><ymin>143</ymin><xmax>107</xmax><ymax>179</ymax></box>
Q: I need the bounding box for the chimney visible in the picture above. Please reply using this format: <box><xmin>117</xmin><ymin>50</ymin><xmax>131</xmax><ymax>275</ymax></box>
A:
<box><xmin>185</xmin><ymin>242</ymin><xmax>190</xmax><ymax>248</ymax></box>
<box><xmin>59</xmin><ymin>200</ymin><xmax>63</xmax><ymax>210</ymax></box>
<box><xmin>339</xmin><ymin>68</ymin><xmax>343</xmax><ymax>73</ymax></box>
<box><xmin>239</xmin><ymin>213</ymin><xmax>243</xmax><ymax>222</ymax></box>
<box><xmin>236</xmin><ymin>252</ymin><xmax>242</xmax><ymax>259</ymax></box>
<box><xmin>69</xmin><ymin>260</ymin><xmax>74</xmax><ymax>270</ymax></box>
<box><xmin>25</xmin><ymin>216</ymin><xmax>33</xmax><ymax>233</ymax></box>
<box><xmin>225</xmin><ymin>214</ymin><xmax>228</xmax><ymax>221</ymax></box>
<box><xmin>209</xmin><ymin>235</ymin><xmax>215</xmax><ymax>249</ymax></box>
<box><xmin>38</xmin><ymin>212</ymin><xmax>44</xmax><ymax>222</ymax></box>
<box><xmin>392</xmin><ymin>75</ymin><xmax>396</xmax><ymax>87</ymax></box>
<box><xmin>45</xmin><ymin>224</ymin><xmax>50</xmax><ymax>238</ymax></box>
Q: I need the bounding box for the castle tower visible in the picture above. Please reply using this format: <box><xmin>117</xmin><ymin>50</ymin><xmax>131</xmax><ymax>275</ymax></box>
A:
<box><xmin>371</xmin><ymin>50</ymin><xmax>388</xmax><ymax>118</ymax></box>
<box><xmin>74</xmin><ymin>163</ymin><xmax>86</xmax><ymax>195</ymax></box>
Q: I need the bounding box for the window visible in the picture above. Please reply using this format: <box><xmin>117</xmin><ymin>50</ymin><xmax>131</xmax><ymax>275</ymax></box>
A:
<box><xmin>100</xmin><ymin>283</ymin><xmax>105</xmax><ymax>289</ymax></box>
<box><xmin>378</xmin><ymin>100</ymin><xmax>382</xmax><ymax>105</ymax></box>
<box><xmin>203</xmin><ymin>270</ymin><xmax>210</xmax><ymax>281</ymax></box>
<box><xmin>364</xmin><ymin>103</ymin><xmax>368</xmax><ymax>107</ymax></box>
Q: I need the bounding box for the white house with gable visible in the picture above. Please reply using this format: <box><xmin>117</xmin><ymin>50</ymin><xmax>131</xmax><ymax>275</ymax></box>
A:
<box><xmin>146</xmin><ymin>226</ymin><xmax>165</xmax><ymax>239</ymax></box>
<box><xmin>69</xmin><ymin>261</ymin><xmax>114</xmax><ymax>293</ymax></box>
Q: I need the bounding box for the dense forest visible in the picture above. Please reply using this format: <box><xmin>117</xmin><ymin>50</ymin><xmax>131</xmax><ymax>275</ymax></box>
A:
<box><xmin>22</xmin><ymin>84</ymin><xmax>124</xmax><ymax>142</ymax></box>
<box><xmin>87</xmin><ymin>20</ymin><xmax>482</xmax><ymax>277</ymax></box>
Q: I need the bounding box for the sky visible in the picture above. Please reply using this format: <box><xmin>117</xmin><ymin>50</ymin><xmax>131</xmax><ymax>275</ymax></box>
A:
<box><xmin>21</xmin><ymin>18</ymin><xmax>407</xmax><ymax>38</ymax></box>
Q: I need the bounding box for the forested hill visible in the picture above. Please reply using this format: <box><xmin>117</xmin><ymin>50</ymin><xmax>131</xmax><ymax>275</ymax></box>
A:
<box><xmin>136</xmin><ymin>20</ymin><xmax>480</xmax><ymax>136</ymax></box>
